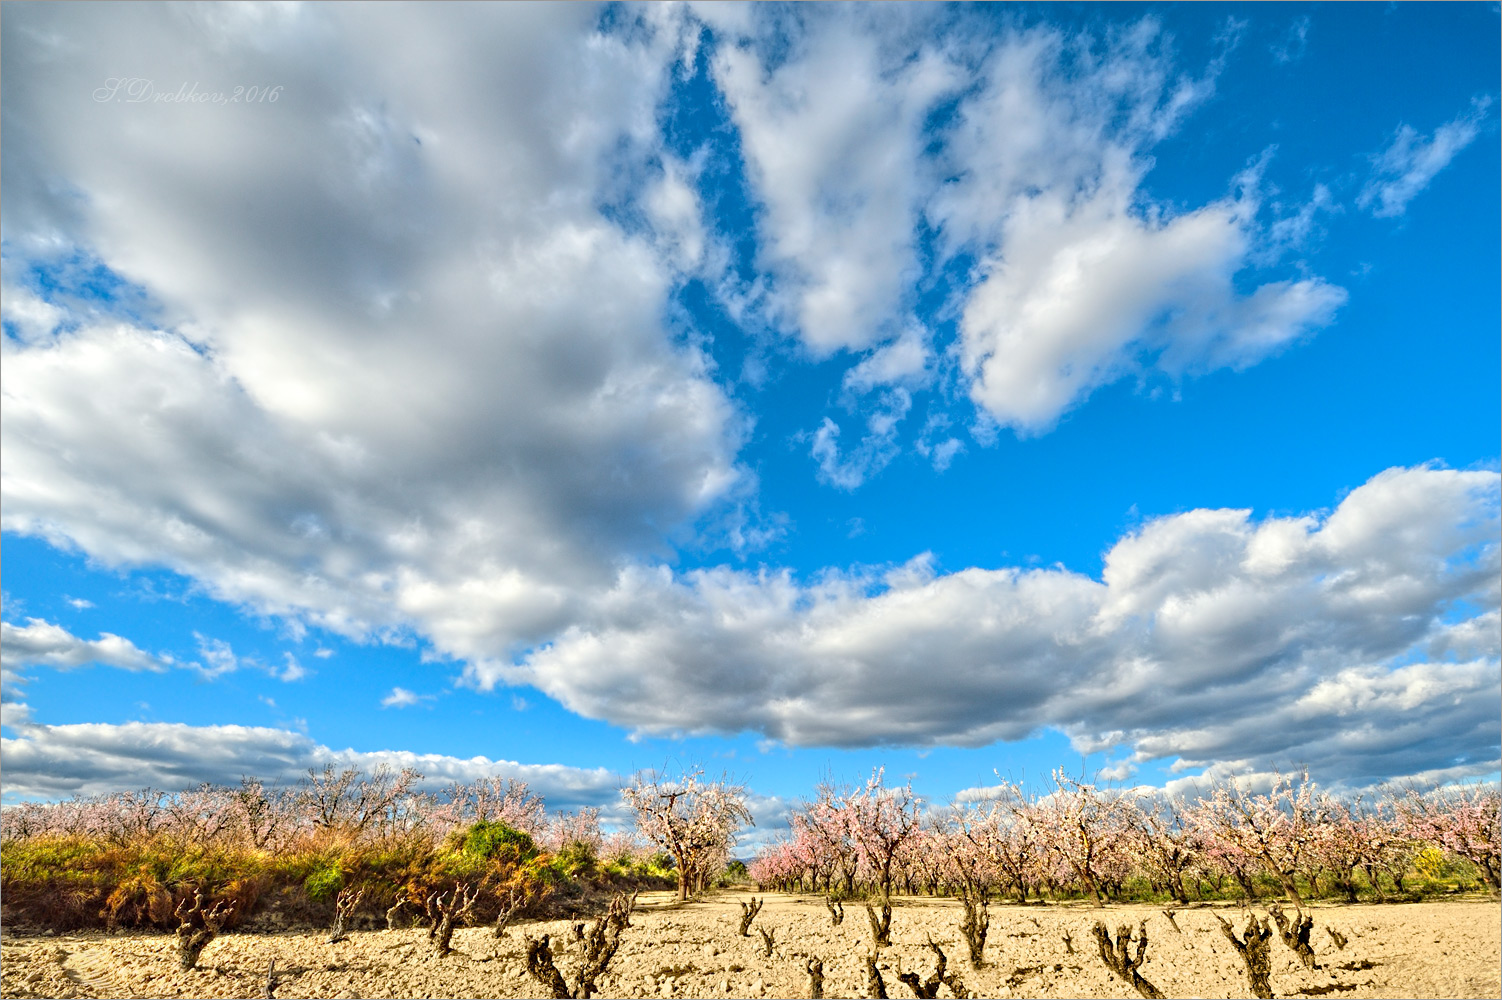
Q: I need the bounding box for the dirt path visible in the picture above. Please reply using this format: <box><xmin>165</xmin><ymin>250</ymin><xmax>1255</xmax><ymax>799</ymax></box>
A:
<box><xmin>3</xmin><ymin>891</ymin><xmax>1497</xmax><ymax>999</ymax></box>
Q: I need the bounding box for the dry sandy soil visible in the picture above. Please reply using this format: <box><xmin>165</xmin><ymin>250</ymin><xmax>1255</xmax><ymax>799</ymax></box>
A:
<box><xmin>2</xmin><ymin>890</ymin><xmax>1498</xmax><ymax>999</ymax></box>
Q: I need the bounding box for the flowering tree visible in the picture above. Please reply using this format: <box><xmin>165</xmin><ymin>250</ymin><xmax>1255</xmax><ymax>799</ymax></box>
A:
<box><xmin>969</xmin><ymin>782</ymin><xmax>1044</xmax><ymax>903</ymax></box>
<box><xmin>1129</xmin><ymin>795</ymin><xmax>1201</xmax><ymax>905</ymax></box>
<box><xmin>846</xmin><ymin>768</ymin><xmax>922</xmax><ymax>900</ymax></box>
<box><xmin>434</xmin><ymin>776</ymin><xmax>546</xmax><ymax>840</ymax></box>
<box><xmin>231</xmin><ymin>778</ymin><xmax>297</xmax><ymax>851</ymax></box>
<box><xmin>1397</xmin><ymin>783</ymin><xmax>1501</xmax><ymax>891</ymax></box>
<box><xmin>542</xmin><ymin>808</ymin><xmax>604</xmax><ymax>855</ymax></box>
<box><xmin>621</xmin><ymin>768</ymin><xmax>752</xmax><ymax>901</ymax></box>
<box><xmin>1306</xmin><ymin>794</ymin><xmax>1389</xmax><ymax>902</ymax></box>
<box><xmin>162</xmin><ymin>783</ymin><xmax>238</xmax><ymax>847</ymax></box>
<box><xmin>1193</xmin><ymin>770</ymin><xmax>1323</xmax><ymax>907</ymax></box>
<box><xmin>1025</xmin><ymin>770</ymin><xmax>1132</xmax><ymax>906</ymax></box>
<box><xmin>298</xmin><ymin>764</ymin><xmax>424</xmax><ymax>839</ymax></box>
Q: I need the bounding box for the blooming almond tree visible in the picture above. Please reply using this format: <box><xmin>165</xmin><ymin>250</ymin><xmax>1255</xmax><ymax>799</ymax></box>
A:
<box><xmin>968</xmin><ymin>782</ymin><xmax>1044</xmax><ymax>903</ymax></box>
<box><xmin>1129</xmin><ymin>795</ymin><xmax>1202</xmax><ymax>905</ymax></box>
<box><xmin>298</xmin><ymin>764</ymin><xmax>424</xmax><ymax>839</ymax></box>
<box><xmin>1025</xmin><ymin>770</ymin><xmax>1132</xmax><ymax>906</ymax></box>
<box><xmin>1194</xmin><ymin>770</ymin><xmax>1324</xmax><ymax>907</ymax></box>
<box><xmin>798</xmin><ymin>783</ymin><xmax>860</xmax><ymax>896</ymax></box>
<box><xmin>433</xmin><ymin>777</ymin><xmax>547</xmax><ymax>840</ymax></box>
<box><xmin>846</xmin><ymin>768</ymin><xmax>922</xmax><ymax>901</ymax></box>
<box><xmin>1397</xmin><ymin>783</ymin><xmax>1501</xmax><ymax>892</ymax></box>
<box><xmin>621</xmin><ymin>768</ymin><xmax>752</xmax><ymax>901</ymax></box>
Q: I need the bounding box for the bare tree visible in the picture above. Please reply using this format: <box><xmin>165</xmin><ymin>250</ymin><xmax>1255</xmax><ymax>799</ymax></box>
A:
<box><xmin>524</xmin><ymin>892</ymin><xmax>634</xmax><ymax>999</ymax></box>
<box><xmin>738</xmin><ymin>896</ymin><xmax>763</xmax><ymax>935</ymax></box>
<box><xmin>866</xmin><ymin>897</ymin><xmax>893</xmax><ymax>949</ymax></box>
<box><xmin>898</xmin><ymin>937</ymin><xmax>968</xmax><ymax>999</ymax></box>
<box><xmin>959</xmin><ymin>890</ymin><xmax>988</xmax><ymax>969</ymax></box>
<box><xmin>427</xmin><ymin>884</ymin><xmax>478</xmax><ymax>957</ymax></box>
<box><xmin>174</xmin><ymin>890</ymin><xmax>230</xmax><ymax>970</ymax></box>
<box><xmin>865</xmin><ymin>952</ymin><xmax>888</xmax><ymax>999</ymax></box>
<box><xmin>806</xmin><ymin>957</ymin><xmax>825</xmax><ymax>999</ymax></box>
<box><xmin>492</xmin><ymin>889</ymin><xmax>526</xmax><ymax>938</ymax></box>
<box><xmin>825</xmin><ymin>896</ymin><xmax>845</xmax><ymax>926</ymax></box>
<box><xmin>327</xmin><ymin>887</ymin><xmax>364</xmax><ymax>943</ymax></box>
<box><xmin>1090</xmin><ymin>921</ymin><xmax>1164</xmax><ymax>1000</ymax></box>
<box><xmin>1216</xmin><ymin>913</ymin><xmax>1274</xmax><ymax>999</ymax></box>
<box><xmin>1268</xmin><ymin>903</ymin><xmax>1318</xmax><ymax>969</ymax></box>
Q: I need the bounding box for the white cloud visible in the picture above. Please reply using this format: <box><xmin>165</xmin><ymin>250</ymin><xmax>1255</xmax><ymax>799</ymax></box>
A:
<box><xmin>712</xmin><ymin>6</ymin><xmax>959</xmax><ymax>354</ymax></box>
<box><xmin>644</xmin><ymin>157</ymin><xmax>708</xmax><ymax>273</ymax></box>
<box><xmin>194</xmin><ymin>634</ymin><xmax>241</xmax><ymax>679</ymax></box>
<box><xmin>1358</xmin><ymin>98</ymin><xmax>1492</xmax><ymax>218</ymax></box>
<box><xmin>1270</xmin><ymin>17</ymin><xmax>1310</xmax><ymax>65</ymax></box>
<box><xmin>0</xmin><ymin>283</ymin><xmax>66</xmax><ymax>344</ymax></box>
<box><xmin>1</xmin><ymin>4</ymin><xmax>742</xmax><ymax>662</ymax></box>
<box><xmin>476</xmin><ymin>466</ymin><xmax>1499</xmax><ymax>786</ymax></box>
<box><xmin>808</xmin><ymin>388</ymin><xmax>912</xmax><ymax>490</ymax></box>
<box><xmin>277</xmin><ymin>653</ymin><xmax>308</xmax><ymax>683</ymax></box>
<box><xmin>380</xmin><ymin>686</ymin><xmax>434</xmax><ymax>709</ymax></box>
<box><xmin>0</xmin><ymin>712</ymin><xmax>625</xmax><ymax>814</ymax></box>
<box><xmin>708</xmin><ymin>11</ymin><xmax>1345</xmax><ymax>438</ymax></box>
<box><xmin>0</xmin><ymin>617</ymin><xmax>168</xmax><ymax>673</ymax></box>
<box><xmin>937</xmin><ymin>29</ymin><xmax>1344</xmax><ymax>432</ymax></box>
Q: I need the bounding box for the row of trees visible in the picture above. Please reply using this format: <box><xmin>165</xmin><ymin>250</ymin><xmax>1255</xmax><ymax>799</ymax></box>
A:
<box><xmin>0</xmin><ymin>767</ymin><xmax>648</xmax><ymax>863</ymax></box>
<box><xmin>1</xmin><ymin>765</ymin><xmax>754</xmax><ymax>932</ymax></box>
<box><xmin>5</xmin><ymin>763</ymin><xmax>1497</xmax><ymax>914</ymax></box>
<box><xmin>750</xmin><ymin>769</ymin><xmax>1501</xmax><ymax>905</ymax></box>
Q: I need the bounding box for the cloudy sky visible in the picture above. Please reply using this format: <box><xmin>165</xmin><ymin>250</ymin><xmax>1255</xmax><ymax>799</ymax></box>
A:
<box><xmin>3</xmin><ymin>3</ymin><xmax>1498</xmax><ymax>830</ymax></box>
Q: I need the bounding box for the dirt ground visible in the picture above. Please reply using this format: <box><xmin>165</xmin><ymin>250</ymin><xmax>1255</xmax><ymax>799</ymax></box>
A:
<box><xmin>2</xmin><ymin>889</ymin><xmax>1498</xmax><ymax>999</ymax></box>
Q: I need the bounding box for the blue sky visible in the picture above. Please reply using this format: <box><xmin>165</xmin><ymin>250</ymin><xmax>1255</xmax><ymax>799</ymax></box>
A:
<box><xmin>2</xmin><ymin>2</ymin><xmax>1498</xmax><ymax>839</ymax></box>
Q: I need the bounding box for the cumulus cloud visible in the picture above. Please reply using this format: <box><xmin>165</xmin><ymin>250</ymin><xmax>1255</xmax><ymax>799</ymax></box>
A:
<box><xmin>1</xmin><ymin>7</ymin><xmax>1492</xmax><ymax>799</ymax></box>
<box><xmin>478</xmin><ymin>466</ymin><xmax>1499</xmax><ymax>786</ymax></box>
<box><xmin>712</xmin><ymin>6</ymin><xmax>958</xmax><ymax>354</ymax></box>
<box><xmin>1</xmin><ymin>4</ymin><xmax>741</xmax><ymax>659</ymax></box>
<box><xmin>0</xmin><ymin>618</ymin><xmax>168</xmax><ymax>673</ymax></box>
<box><xmin>0</xmin><ymin>713</ymin><xmax>624</xmax><ymax>814</ymax></box>
<box><xmin>1358</xmin><ymin>98</ymin><xmax>1492</xmax><ymax>218</ymax></box>
<box><xmin>937</xmin><ymin>27</ymin><xmax>1344</xmax><ymax>432</ymax></box>
<box><xmin>708</xmin><ymin>10</ymin><xmax>1345</xmax><ymax>437</ymax></box>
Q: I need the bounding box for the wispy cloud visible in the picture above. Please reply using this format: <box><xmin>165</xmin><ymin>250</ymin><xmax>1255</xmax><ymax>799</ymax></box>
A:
<box><xmin>1359</xmin><ymin>97</ymin><xmax>1492</xmax><ymax>218</ymax></box>
<box><xmin>380</xmin><ymin>686</ymin><xmax>436</xmax><ymax>709</ymax></box>
<box><xmin>1270</xmin><ymin>17</ymin><xmax>1310</xmax><ymax>64</ymax></box>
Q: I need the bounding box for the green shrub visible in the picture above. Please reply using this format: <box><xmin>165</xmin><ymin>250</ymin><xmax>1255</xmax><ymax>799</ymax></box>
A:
<box><xmin>554</xmin><ymin>840</ymin><xmax>599</xmax><ymax>878</ymax></box>
<box><xmin>453</xmin><ymin>821</ymin><xmax>538</xmax><ymax>864</ymax></box>
<box><xmin>303</xmin><ymin>859</ymin><xmax>345</xmax><ymax>902</ymax></box>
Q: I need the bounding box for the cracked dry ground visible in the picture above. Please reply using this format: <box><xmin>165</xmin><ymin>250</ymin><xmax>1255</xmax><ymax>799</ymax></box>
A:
<box><xmin>2</xmin><ymin>892</ymin><xmax>1498</xmax><ymax>1000</ymax></box>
